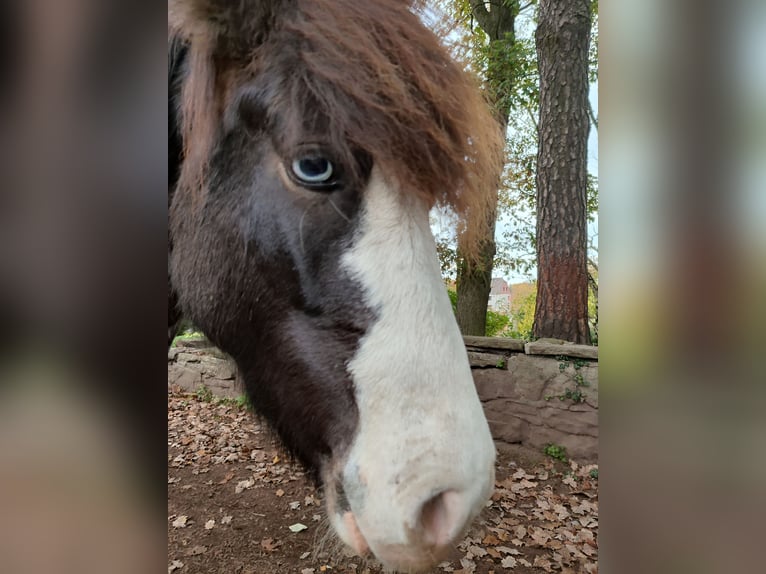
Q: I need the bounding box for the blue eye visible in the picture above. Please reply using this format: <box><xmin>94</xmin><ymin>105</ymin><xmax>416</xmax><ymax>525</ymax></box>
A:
<box><xmin>291</xmin><ymin>156</ymin><xmax>334</xmax><ymax>184</ymax></box>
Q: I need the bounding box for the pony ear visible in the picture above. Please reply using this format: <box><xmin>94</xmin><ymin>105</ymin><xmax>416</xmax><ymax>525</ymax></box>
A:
<box><xmin>168</xmin><ymin>0</ymin><xmax>279</xmax><ymax>55</ymax></box>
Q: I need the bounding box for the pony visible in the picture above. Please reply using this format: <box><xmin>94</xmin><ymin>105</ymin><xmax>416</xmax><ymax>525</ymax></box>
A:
<box><xmin>168</xmin><ymin>1</ymin><xmax>503</xmax><ymax>571</ymax></box>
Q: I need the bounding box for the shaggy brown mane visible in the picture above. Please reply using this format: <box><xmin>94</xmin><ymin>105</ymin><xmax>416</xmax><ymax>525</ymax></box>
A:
<box><xmin>170</xmin><ymin>0</ymin><xmax>503</xmax><ymax>255</ymax></box>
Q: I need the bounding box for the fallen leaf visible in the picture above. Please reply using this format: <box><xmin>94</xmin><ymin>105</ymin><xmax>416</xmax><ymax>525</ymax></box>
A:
<box><xmin>289</xmin><ymin>523</ymin><xmax>308</xmax><ymax>533</ymax></box>
<box><xmin>289</xmin><ymin>501</ymin><xmax>301</xmax><ymax>510</ymax></box>
<box><xmin>235</xmin><ymin>478</ymin><xmax>255</xmax><ymax>494</ymax></box>
<box><xmin>496</xmin><ymin>546</ymin><xmax>520</xmax><ymax>555</ymax></box>
<box><xmin>530</xmin><ymin>527</ymin><xmax>551</xmax><ymax>546</ymax></box>
<box><xmin>276</xmin><ymin>489</ymin><xmax>285</xmax><ymax>497</ymax></box>
<box><xmin>204</xmin><ymin>519</ymin><xmax>215</xmax><ymax>530</ymax></box>
<box><xmin>482</xmin><ymin>534</ymin><xmax>501</xmax><ymax>546</ymax></box>
<box><xmin>533</xmin><ymin>555</ymin><xmax>554</xmax><ymax>572</ymax></box>
<box><xmin>501</xmin><ymin>556</ymin><xmax>517</xmax><ymax>568</ymax></box>
<box><xmin>260</xmin><ymin>538</ymin><xmax>281</xmax><ymax>552</ymax></box>
<box><xmin>171</xmin><ymin>515</ymin><xmax>188</xmax><ymax>528</ymax></box>
<box><xmin>221</xmin><ymin>515</ymin><xmax>233</xmax><ymax>525</ymax></box>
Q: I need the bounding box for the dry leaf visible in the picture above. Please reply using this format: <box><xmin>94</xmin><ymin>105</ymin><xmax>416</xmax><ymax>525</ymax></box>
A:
<box><xmin>289</xmin><ymin>523</ymin><xmax>308</xmax><ymax>532</ymax></box>
<box><xmin>496</xmin><ymin>546</ymin><xmax>520</xmax><ymax>555</ymax></box>
<box><xmin>260</xmin><ymin>538</ymin><xmax>281</xmax><ymax>552</ymax></box>
<box><xmin>275</xmin><ymin>489</ymin><xmax>285</xmax><ymax>497</ymax></box>
<box><xmin>221</xmin><ymin>515</ymin><xmax>233</xmax><ymax>525</ymax></box>
<box><xmin>235</xmin><ymin>478</ymin><xmax>255</xmax><ymax>494</ymax></box>
<box><xmin>501</xmin><ymin>556</ymin><xmax>517</xmax><ymax>568</ymax></box>
<box><xmin>171</xmin><ymin>515</ymin><xmax>188</xmax><ymax>528</ymax></box>
<box><xmin>204</xmin><ymin>519</ymin><xmax>215</xmax><ymax>530</ymax></box>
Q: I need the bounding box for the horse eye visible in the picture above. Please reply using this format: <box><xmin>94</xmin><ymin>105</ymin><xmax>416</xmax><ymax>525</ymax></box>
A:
<box><xmin>291</xmin><ymin>156</ymin><xmax>334</xmax><ymax>185</ymax></box>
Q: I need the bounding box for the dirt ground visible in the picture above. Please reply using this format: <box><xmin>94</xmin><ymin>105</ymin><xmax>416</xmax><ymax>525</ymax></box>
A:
<box><xmin>168</xmin><ymin>387</ymin><xmax>598</xmax><ymax>574</ymax></box>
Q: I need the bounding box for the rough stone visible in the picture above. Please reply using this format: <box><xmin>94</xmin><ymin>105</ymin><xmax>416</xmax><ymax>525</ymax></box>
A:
<box><xmin>468</xmin><ymin>351</ymin><xmax>507</xmax><ymax>369</ymax></box>
<box><xmin>169</xmin><ymin>366</ymin><xmax>203</xmax><ymax>392</ymax></box>
<box><xmin>473</xmin><ymin>369</ymin><xmax>514</xmax><ymax>400</ymax></box>
<box><xmin>472</xmin><ymin>353</ymin><xmax>599</xmax><ymax>461</ymax></box>
<box><xmin>483</xmin><ymin>401</ymin><xmax>526</xmax><ymax>443</ymax></box>
<box><xmin>525</xmin><ymin>426</ymin><xmax>598</xmax><ymax>461</ymax></box>
<box><xmin>168</xmin><ymin>338</ymin><xmax>599</xmax><ymax>462</ymax></box>
<box><xmin>538</xmin><ymin>407</ymin><xmax>598</xmax><ymax>437</ymax></box>
<box><xmin>175</xmin><ymin>352</ymin><xmax>201</xmax><ymax>364</ymax></box>
<box><xmin>524</xmin><ymin>340</ymin><xmax>598</xmax><ymax>360</ymax></box>
<box><xmin>463</xmin><ymin>336</ymin><xmax>526</xmax><ymax>352</ymax></box>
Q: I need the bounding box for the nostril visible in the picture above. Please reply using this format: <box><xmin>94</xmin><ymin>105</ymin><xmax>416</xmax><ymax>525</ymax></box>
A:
<box><xmin>418</xmin><ymin>490</ymin><xmax>464</xmax><ymax>548</ymax></box>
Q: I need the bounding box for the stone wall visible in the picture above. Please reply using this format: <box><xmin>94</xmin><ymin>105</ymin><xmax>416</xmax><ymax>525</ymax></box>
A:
<box><xmin>168</xmin><ymin>340</ymin><xmax>242</xmax><ymax>398</ymax></box>
<box><xmin>466</xmin><ymin>336</ymin><xmax>598</xmax><ymax>461</ymax></box>
<box><xmin>168</xmin><ymin>336</ymin><xmax>598</xmax><ymax>461</ymax></box>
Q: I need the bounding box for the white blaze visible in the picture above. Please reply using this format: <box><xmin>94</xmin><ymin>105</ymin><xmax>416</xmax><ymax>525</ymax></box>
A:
<box><xmin>337</xmin><ymin>168</ymin><xmax>495</xmax><ymax>563</ymax></box>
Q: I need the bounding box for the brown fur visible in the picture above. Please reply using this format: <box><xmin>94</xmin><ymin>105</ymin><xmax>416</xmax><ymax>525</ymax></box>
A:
<box><xmin>170</xmin><ymin>0</ymin><xmax>502</xmax><ymax>255</ymax></box>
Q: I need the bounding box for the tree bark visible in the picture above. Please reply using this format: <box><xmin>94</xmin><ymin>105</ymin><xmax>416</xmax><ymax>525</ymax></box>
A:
<box><xmin>532</xmin><ymin>0</ymin><xmax>592</xmax><ymax>344</ymax></box>
<box><xmin>456</xmin><ymin>0</ymin><xmax>517</xmax><ymax>336</ymax></box>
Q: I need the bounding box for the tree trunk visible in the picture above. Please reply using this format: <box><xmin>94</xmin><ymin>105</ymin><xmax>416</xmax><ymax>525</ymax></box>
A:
<box><xmin>456</xmin><ymin>204</ymin><xmax>497</xmax><ymax>335</ymax></box>
<box><xmin>457</xmin><ymin>0</ymin><xmax>517</xmax><ymax>336</ymax></box>
<box><xmin>532</xmin><ymin>0</ymin><xmax>592</xmax><ymax>344</ymax></box>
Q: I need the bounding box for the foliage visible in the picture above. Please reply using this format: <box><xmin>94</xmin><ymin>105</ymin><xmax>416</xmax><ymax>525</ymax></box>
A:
<box><xmin>433</xmin><ymin>1</ymin><xmax>599</xmax><ymax>337</ymax></box>
<box><xmin>546</xmin><ymin>356</ymin><xmax>591</xmax><ymax>404</ymax></box>
<box><xmin>447</xmin><ymin>288</ymin><xmax>510</xmax><ymax>336</ymax></box>
<box><xmin>507</xmin><ymin>286</ymin><xmax>536</xmax><ymax>340</ymax></box>
<box><xmin>486</xmin><ymin>310</ymin><xmax>511</xmax><ymax>337</ymax></box>
<box><xmin>196</xmin><ymin>384</ymin><xmax>213</xmax><ymax>403</ymax></box>
<box><xmin>544</xmin><ymin>443</ymin><xmax>568</xmax><ymax>462</ymax></box>
<box><xmin>587</xmin><ymin>259</ymin><xmax>599</xmax><ymax>344</ymax></box>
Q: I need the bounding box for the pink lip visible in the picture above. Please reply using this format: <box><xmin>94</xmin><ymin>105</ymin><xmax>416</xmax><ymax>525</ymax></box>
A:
<box><xmin>341</xmin><ymin>511</ymin><xmax>369</xmax><ymax>556</ymax></box>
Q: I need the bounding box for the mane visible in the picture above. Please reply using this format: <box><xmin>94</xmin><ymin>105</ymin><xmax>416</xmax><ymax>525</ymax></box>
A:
<box><xmin>170</xmin><ymin>0</ymin><xmax>503</xmax><ymax>255</ymax></box>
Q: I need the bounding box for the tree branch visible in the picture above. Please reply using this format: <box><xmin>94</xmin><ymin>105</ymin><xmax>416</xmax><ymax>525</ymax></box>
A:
<box><xmin>524</xmin><ymin>105</ymin><xmax>539</xmax><ymax>133</ymax></box>
<box><xmin>588</xmin><ymin>98</ymin><xmax>598</xmax><ymax>131</ymax></box>
<box><xmin>469</xmin><ymin>1</ymin><xmax>493</xmax><ymax>31</ymax></box>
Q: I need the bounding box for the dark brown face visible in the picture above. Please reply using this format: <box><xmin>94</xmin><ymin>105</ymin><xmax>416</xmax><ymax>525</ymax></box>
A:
<box><xmin>170</xmin><ymin>53</ymin><xmax>376</xmax><ymax>476</ymax></box>
<box><xmin>168</xmin><ymin>1</ymin><xmax>499</xmax><ymax>570</ymax></box>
